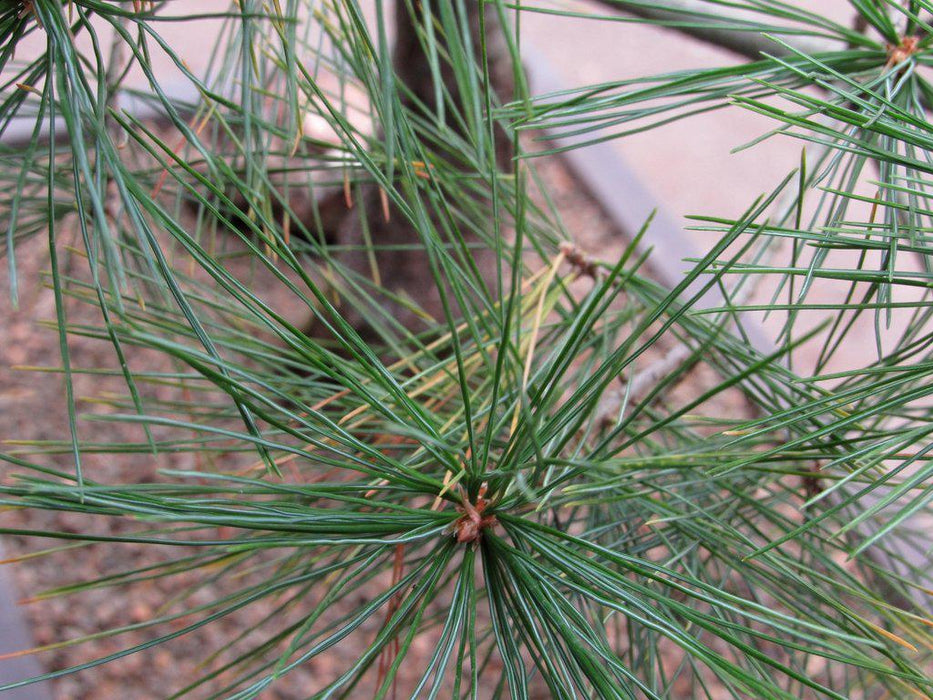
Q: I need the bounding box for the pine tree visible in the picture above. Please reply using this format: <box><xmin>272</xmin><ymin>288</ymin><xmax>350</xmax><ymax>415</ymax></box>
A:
<box><xmin>0</xmin><ymin>1</ymin><xmax>931</xmax><ymax>697</ymax></box>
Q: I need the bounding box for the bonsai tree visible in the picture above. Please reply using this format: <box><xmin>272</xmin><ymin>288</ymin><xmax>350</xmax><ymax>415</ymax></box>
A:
<box><xmin>0</xmin><ymin>0</ymin><xmax>931</xmax><ymax>696</ymax></box>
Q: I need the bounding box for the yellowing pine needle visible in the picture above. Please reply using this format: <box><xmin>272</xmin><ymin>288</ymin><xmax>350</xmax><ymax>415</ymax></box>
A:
<box><xmin>509</xmin><ymin>250</ymin><xmax>565</xmax><ymax>438</ymax></box>
<box><xmin>863</xmin><ymin>619</ymin><xmax>919</xmax><ymax>652</ymax></box>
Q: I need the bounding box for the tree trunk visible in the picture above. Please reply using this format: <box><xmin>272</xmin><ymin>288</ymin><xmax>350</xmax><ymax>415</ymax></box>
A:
<box><xmin>317</xmin><ymin>1</ymin><xmax>515</xmax><ymax>343</ymax></box>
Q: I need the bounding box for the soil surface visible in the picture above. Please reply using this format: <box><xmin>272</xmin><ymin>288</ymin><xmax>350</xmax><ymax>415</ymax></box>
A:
<box><xmin>0</xmin><ymin>135</ymin><xmax>752</xmax><ymax>697</ymax></box>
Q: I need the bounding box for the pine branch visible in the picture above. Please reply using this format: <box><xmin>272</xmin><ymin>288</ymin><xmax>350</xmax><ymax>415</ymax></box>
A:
<box><xmin>590</xmin><ymin>0</ymin><xmax>842</xmax><ymax>60</ymax></box>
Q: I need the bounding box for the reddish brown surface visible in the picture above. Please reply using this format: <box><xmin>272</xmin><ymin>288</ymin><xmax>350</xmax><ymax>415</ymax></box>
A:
<box><xmin>0</xmin><ymin>143</ymin><xmax>657</xmax><ymax>697</ymax></box>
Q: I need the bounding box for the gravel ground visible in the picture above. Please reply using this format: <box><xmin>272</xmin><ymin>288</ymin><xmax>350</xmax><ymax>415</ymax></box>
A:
<box><xmin>0</xmin><ymin>138</ymin><xmax>752</xmax><ymax>697</ymax></box>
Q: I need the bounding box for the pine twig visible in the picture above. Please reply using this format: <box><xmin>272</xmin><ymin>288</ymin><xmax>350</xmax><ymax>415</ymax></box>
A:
<box><xmin>591</xmin><ymin>0</ymin><xmax>840</xmax><ymax>60</ymax></box>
